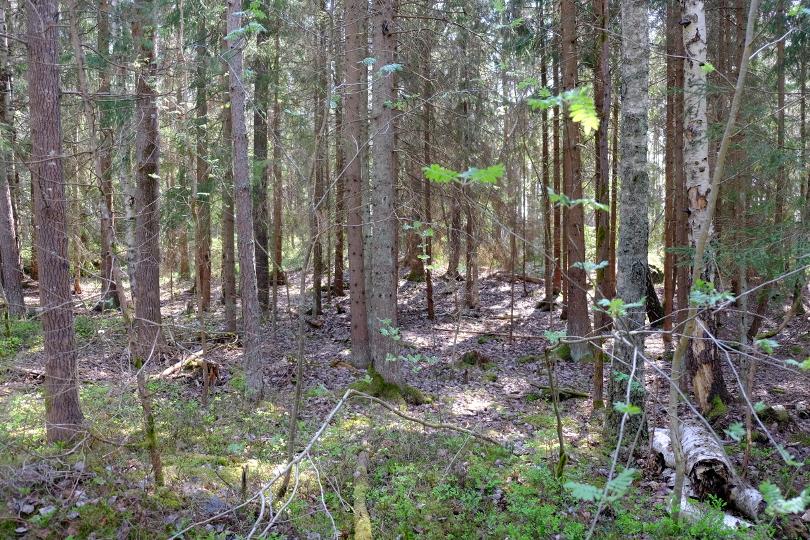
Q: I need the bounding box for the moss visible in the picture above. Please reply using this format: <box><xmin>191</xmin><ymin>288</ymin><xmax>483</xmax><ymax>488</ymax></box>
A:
<box><xmin>517</xmin><ymin>354</ymin><xmax>540</xmax><ymax>364</ymax></box>
<box><xmin>477</xmin><ymin>334</ymin><xmax>500</xmax><ymax>345</ymax></box>
<box><xmin>457</xmin><ymin>350</ymin><xmax>492</xmax><ymax>368</ymax></box>
<box><xmin>484</xmin><ymin>372</ymin><xmax>498</xmax><ymax>382</ymax></box>
<box><xmin>553</xmin><ymin>343</ymin><xmax>571</xmax><ymax>361</ymax></box>
<box><xmin>707</xmin><ymin>395</ymin><xmax>728</xmax><ymax>420</ymax></box>
<box><xmin>351</xmin><ymin>369</ymin><xmax>431</xmax><ymax>405</ymax></box>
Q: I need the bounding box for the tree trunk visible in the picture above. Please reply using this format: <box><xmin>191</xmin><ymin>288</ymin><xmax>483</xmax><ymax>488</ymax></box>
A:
<box><xmin>552</xmin><ymin>50</ymin><xmax>562</xmax><ymax>297</ymax></box>
<box><xmin>344</xmin><ymin>0</ymin><xmax>371</xmax><ymax>368</ymax></box>
<box><xmin>221</xmin><ymin>96</ymin><xmax>237</xmax><ymax>334</ymax></box>
<box><xmin>422</xmin><ymin>32</ymin><xmax>435</xmax><ymax>319</ymax></box>
<box><xmin>607</xmin><ymin>0</ymin><xmax>650</xmax><ymax>442</ymax></box>
<box><xmin>0</xmin><ymin>4</ymin><xmax>23</xmax><ymax>316</ymax></box>
<box><xmin>227</xmin><ymin>0</ymin><xmax>265</xmax><ymax>402</ymax></box>
<box><xmin>369</xmin><ymin>0</ymin><xmax>400</xmax><ymax>384</ymax></box>
<box><xmin>26</xmin><ymin>0</ymin><xmax>84</xmax><ymax>442</ymax></box>
<box><xmin>333</xmin><ymin>24</ymin><xmax>346</xmax><ymax>297</ymax></box>
<box><xmin>271</xmin><ymin>22</ymin><xmax>286</xmax><ymax>290</ymax></box>
<box><xmin>446</xmin><ymin>190</ymin><xmax>461</xmax><ymax>280</ymax></box>
<box><xmin>254</xmin><ymin>20</ymin><xmax>270</xmax><ymax>311</ymax></box>
<box><xmin>132</xmin><ymin>0</ymin><xmax>164</xmax><ymax>359</ymax></box>
<box><xmin>560</xmin><ymin>0</ymin><xmax>592</xmax><ymax>360</ymax></box>
<box><xmin>682</xmin><ymin>0</ymin><xmax>728</xmax><ymax>412</ymax></box>
<box><xmin>312</xmin><ymin>1</ymin><xmax>328</xmax><ymax>316</ymax></box>
<box><xmin>591</xmin><ymin>0</ymin><xmax>611</xmax><ymax>408</ymax></box>
<box><xmin>194</xmin><ymin>21</ymin><xmax>211</xmax><ymax>312</ymax></box>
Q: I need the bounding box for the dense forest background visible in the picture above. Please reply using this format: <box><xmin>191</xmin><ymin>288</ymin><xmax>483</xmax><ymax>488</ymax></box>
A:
<box><xmin>0</xmin><ymin>0</ymin><xmax>809</xmax><ymax>538</ymax></box>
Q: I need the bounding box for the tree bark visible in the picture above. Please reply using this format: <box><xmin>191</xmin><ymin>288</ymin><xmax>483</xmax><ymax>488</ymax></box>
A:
<box><xmin>26</xmin><ymin>0</ymin><xmax>84</xmax><ymax>442</ymax></box>
<box><xmin>369</xmin><ymin>0</ymin><xmax>400</xmax><ymax>384</ymax></box>
<box><xmin>344</xmin><ymin>0</ymin><xmax>371</xmax><ymax>368</ymax></box>
<box><xmin>194</xmin><ymin>20</ymin><xmax>211</xmax><ymax>311</ymax></box>
<box><xmin>312</xmin><ymin>1</ymin><xmax>328</xmax><ymax>316</ymax></box>
<box><xmin>131</xmin><ymin>0</ymin><xmax>164</xmax><ymax>359</ymax></box>
<box><xmin>221</xmin><ymin>95</ymin><xmax>237</xmax><ymax>334</ymax></box>
<box><xmin>333</xmin><ymin>22</ymin><xmax>346</xmax><ymax>297</ymax></box>
<box><xmin>607</xmin><ymin>0</ymin><xmax>650</xmax><ymax>441</ymax></box>
<box><xmin>254</xmin><ymin>18</ymin><xmax>270</xmax><ymax>311</ymax></box>
<box><xmin>560</xmin><ymin>0</ymin><xmax>592</xmax><ymax>360</ymax></box>
<box><xmin>0</xmin><ymin>4</ymin><xmax>23</xmax><ymax>316</ymax></box>
<box><xmin>227</xmin><ymin>0</ymin><xmax>265</xmax><ymax>402</ymax></box>
<box><xmin>682</xmin><ymin>0</ymin><xmax>729</xmax><ymax>412</ymax></box>
<box><xmin>270</xmin><ymin>20</ymin><xmax>286</xmax><ymax>291</ymax></box>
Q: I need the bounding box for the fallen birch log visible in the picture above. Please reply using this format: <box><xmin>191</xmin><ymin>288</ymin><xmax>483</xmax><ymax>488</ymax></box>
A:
<box><xmin>652</xmin><ymin>425</ymin><xmax>764</xmax><ymax>521</ymax></box>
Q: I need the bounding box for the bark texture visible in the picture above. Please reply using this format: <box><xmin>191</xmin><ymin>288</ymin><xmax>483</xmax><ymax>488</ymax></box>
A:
<box><xmin>26</xmin><ymin>0</ymin><xmax>84</xmax><ymax>441</ymax></box>
<box><xmin>560</xmin><ymin>0</ymin><xmax>592</xmax><ymax>360</ymax></box>
<box><xmin>607</xmin><ymin>0</ymin><xmax>650</xmax><ymax>440</ymax></box>
<box><xmin>131</xmin><ymin>0</ymin><xmax>164</xmax><ymax>359</ymax></box>
<box><xmin>344</xmin><ymin>0</ymin><xmax>371</xmax><ymax>368</ymax></box>
<box><xmin>369</xmin><ymin>0</ymin><xmax>400</xmax><ymax>384</ymax></box>
<box><xmin>228</xmin><ymin>0</ymin><xmax>264</xmax><ymax>402</ymax></box>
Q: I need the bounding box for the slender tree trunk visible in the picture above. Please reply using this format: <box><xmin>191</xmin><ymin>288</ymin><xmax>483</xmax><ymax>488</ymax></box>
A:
<box><xmin>312</xmin><ymin>1</ymin><xmax>328</xmax><ymax>316</ymax></box>
<box><xmin>560</xmin><ymin>0</ymin><xmax>592</xmax><ymax>359</ymax></box>
<box><xmin>446</xmin><ymin>196</ymin><xmax>462</xmax><ymax>280</ymax></box>
<box><xmin>591</xmin><ymin>0</ymin><xmax>611</xmax><ymax>408</ymax></box>
<box><xmin>682</xmin><ymin>0</ymin><xmax>729</xmax><ymax>412</ymax></box>
<box><xmin>26</xmin><ymin>0</ymin><xmax>84</xmax><ymax>442</ymax></box>
<box><xmin>552</xmin><ymin>51</ymin><xmax>562</xmax><ymax>296</ymax></box>
<box><xmin>344</xmin><ymin>0</ymin><xmax>371</xmax><ymax>368</ymax></box>
<box><xmin>194</xmin><ymin>21</ymin><xmax>211</xmax><ymax>311</ymax></box>
<box><xmin>422</xmin><ymin>31</ymin><xmax>435</xmax><ymax>319</ymax></box>
<box><xmin>607</xmin><ymin>0</ymin><xmax>650</xmax><ymax>441</ymax></box>
<box><xmin>333</xmin><ymin>22</ymin><xmax>346</xmax><ymax>297</ymax></box>
<box><xmin>254</xmin><ymin>20</ymin><xmax>270</xmax><ymax>311</ymax></box>
<box><xmin>227</xmin><ymin>0</ymin><xmax>265</xmax><ymax>402</ymax></box>
<box><xmin>271</xmin><ymin>21</ymin><xmax>286</xmax><ymax>291</ymax></box>
<box><xmin>0</xmin><ymin>4</ymin><xmax>23</xmax><ymax>316</ymax></box>
<box><xmin>132</xmin><ymin>0</ymin><xmax>164</xmax><ymax>359</ymax></box>
<box><xmin>221</xmin><ymin>98</ymin><xmax>237</xmax><ymax>333</ymax></box>
<box><xmin>369</xmin><ymin>0</ymin><xmax>400</xmax><ymax>383</ymax></box>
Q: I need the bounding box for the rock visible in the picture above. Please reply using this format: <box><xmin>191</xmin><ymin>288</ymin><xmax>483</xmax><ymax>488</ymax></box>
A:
<box><xmin>202</xmin><ymin>495</ymin><xmax>227</xmax><ymax>515</ymax></box>
<box><xmin>802</xmin><ymin>510</ymin><xmax>810</xmax><ymax>523</ymax></box>
<box><xmin>794</xmin><ymin>400</ymin><xmax>809</xmax><ymax>419</ymax></box>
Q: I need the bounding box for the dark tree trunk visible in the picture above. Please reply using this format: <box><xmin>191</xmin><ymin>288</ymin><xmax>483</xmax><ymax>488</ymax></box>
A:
<box><xmin>132</xmin><ymin>0</ymin><xmax>163</xmax><ymax>359</ymax></box>
<box><xmin>254</xmin><ymin>20</ymin><xmax>270</xmax><ymax>310</ymax></box>
<box><xmin>195</xmin><ymin>20</ymin><xmax>211</xmax><ymax>311</ymax></box>
<box><xmin>26</xmin><ymin>0</ymin><xmax>84</xmax><ymax>441</ymax></box>
<box><xmin>333</xmin><ymin>24</ymin><xmax>345</xmax><ymax>297</ymax></box>
<box><xmin>221</xmin><ymin>98</ymin><xmax>237</xmax><ymax>333</ymax></box>
<box><xmin>561</xmin><ymin>0</ymin><xmax>592</xmax><ymax>360</ymax></box>
<box><xmin>271</xmin><ymin>24</ymin><xmax>285</xmax><ymax>290</ymax></box>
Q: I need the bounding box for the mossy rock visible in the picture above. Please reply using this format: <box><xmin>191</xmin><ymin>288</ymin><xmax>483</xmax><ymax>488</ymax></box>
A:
<box><xmin>350</xmin><ymin>369</ymin><xmax>431</xmax><ymax>405</ymax></box>
<box><xmin>457</xmin><ymin>350</ymin><xmax>493</xmax><ymax>368</ymax></box>
<box><xmin>760</xmin><ymin>404</ymin><xmax>791</xmax><ymax>425</ymax></box>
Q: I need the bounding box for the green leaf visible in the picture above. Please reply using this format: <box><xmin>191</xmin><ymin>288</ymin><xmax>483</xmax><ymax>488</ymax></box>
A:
<box><xmin>759</xmin><ymin>481</ymin><xmax>810</xmax><ymax>515</ymax></box>
<box><xmin>607</xmin><ymin>468</ymin><xmax>637</xmax><ymax>498</ymax></box>
<box><xmin>613</xmin><ymin>402</ymin><xmax>642</xmax><ymax>415</ymax></box>
<box><xmin>785</xmin><ymin>358</ymin><xmax>810</xmax><ymax>371</ymax></box>
<box><xmin>755</xmin><ymin>338</ymin><xmax>778</xmax><ymax>355</ymax></box>
<box><xmin>379</xmin><ymin>63</ymin><xmax>404</xmax><ymax>76</ymax></box>
<box><xmin>700</xmin><ymin>62</ymin><xmax>716</xmax><ymax>74</ymax></box>
<box><xmin>466</xmin><ymin>163</ymin><xmax>505</xmax><ymax>184</ymax></box>
<box><xmin>361</xmin><ymin>57</ymin><xmax>376</xmax><ymax>66</ymax></box>
<box><xmin>724</xmin><ymin>422</ymin><xmax>745</xmax><ymax>442</ymax></box>
<box><xmin>544</xmin><ymin>330</ymin><xmax>566</xmax><ymax>345</ymax></box>
<box><xmin>753</xmin><ymin>401</ymin><xmax>767</xmax><ymax>413</ymax></box>
<box><xmin>564</xmin><ymin>481</ymin><xmax>602</xmax><ymax>502</ymax></box>
<box><xmin>423</xmin><ymin>164</ymin><xmax>459</xmax><ymax>183</ymax></box>
<box><xmin>573</xmin><ymin>260</ymin><xmax>608</xmax><ymax>273</ymax></box>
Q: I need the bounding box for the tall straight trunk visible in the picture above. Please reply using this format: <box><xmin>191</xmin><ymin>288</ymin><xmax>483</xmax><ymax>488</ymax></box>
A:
<box><xmin>682</xmin><ymin>0</ymin><xmax>729</xmax><ymax>412</ymax></box>
<box><xmin>540</xmin><ymin>9</ymin><xmax>553</xmax><ymax>305</ymax></box>
<box><xmin>227</xmin><ymin>0</ymin><xmax>264</xmax><ymax>402</ymax></box>
<box><xmin>221</xmin><ymin>99</ymin><xmax>237</xmax><ymax>333</ymax></box>
<box><xmin>607</xmin><ymin>0</ymin><xmax>650</xmax><ymax>439</ymax></box>
<box><xmin>422</xmin><ymin>30</ymin><xmax>435</xmax><ymax>319</ymax></box>
<box><xmin>97</xmin><ymin>0</ymin><xmax>116</xmax><ymax>304</ymax></box>
<box><xmin>0</xmin><ymin>4</ymin><xmax>23</xmax><ymax>316</ymax></box>
<box><xmin>446</xmin><ymin>195</ymin><xmax>461</xmax><ymax>279</ymax></box>
<box><xmin>663</xmin><ymin>0</ymin><xmax>678</xmax><ymax>342</ymax></box>
<box><xmin>254</xmin><ymin>21</ymin><xmax>270</xmax><ymax>310</ymax></box>
<box><xmin>312</xmin><ymin>1</ymin><xmax>328</xmax><ymax>316</ymax></box>
<box><xmin>194</xmin><ymin>21</ymin><xmax>211</xmax><ymax>311</ymax></box>
<box><xmin>673</xmin><ymin>17</ymin><xmax>688</xmax><ymax>329</ymax></box>
<box><xmin>369</xmin><ymin>0</ymin><xmax>400</xmax><ymax>383</ymax></box>
<box><xmin>774</xmin><ymin>0</ymin><xmax>785</xmax><ymax>258</ymax></box>
<box><xmin>132</xmin><ymin>0</ymin><xmax>163</xmax><ymax>359</ymax></box>
<box><xmin>344</xmin><ymin>0</ymin><xmax>371</xmax><ymax>368</ymax></box>
<box><xmin>592</xmin><ymin>0</ymin><xmax>611</xmax><ymax>408</ymax></box>
<box><xmin>560</xmin><ymin>0</ymin><xmax>592</xmax><ymax>359</ymax></box>
<box><xmin>271</xmin><ymin>24</ymin><xmax>285</xmax><ymax>289</ymax></box>
<box><xmin>464</xmin><ymin>189</ymin><xmax>479</xmax><ymax>309</ymax></box>
<box><xmin>609</xmin><ymin>91</ymin><xmax>618</xmax><ymax>294</ymax></box>
<box><xmin>552</xmin><ymin>51</ymin><xmax>562</xmax><ymax>296</ymax></box>
<box><xmin>26</xmin><ymin>0</ymin><xmax>84</xmax><ymax>441</ymax></box>
<box><xmin>333</xmin><ymin>23</ymin><xmax>346</xmax><ymax>297</ymax></box>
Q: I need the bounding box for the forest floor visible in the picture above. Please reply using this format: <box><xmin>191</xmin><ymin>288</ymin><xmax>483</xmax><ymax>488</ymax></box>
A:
<box><xmin>0</xmin><ymin>270</ymin><xmax>808</xmax><ymax>539</ymax></box>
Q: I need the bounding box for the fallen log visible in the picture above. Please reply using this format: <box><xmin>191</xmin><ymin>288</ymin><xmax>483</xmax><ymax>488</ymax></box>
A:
<box><xmin>492</xmin><ymin>271</ymin><xmax>543</xmax><ymax>285</ymax></box>
<box><xmin>652</xmin><ymin>426</ymin><xmax>764</xmax><ymax>520</ymax></box>
<box><xmin>353</xmin><ymin>449</ymin><xmax>373</xmax><ymax>540</ymax></box>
